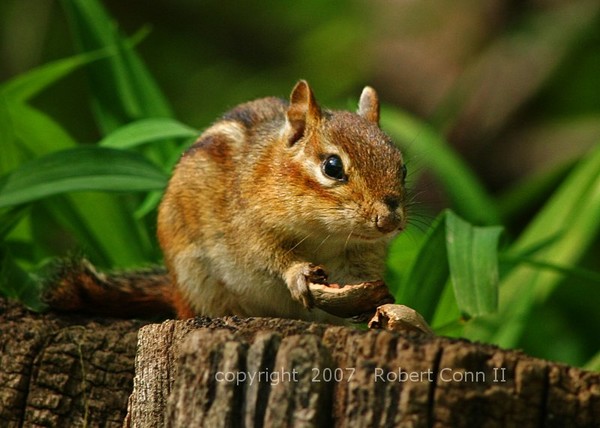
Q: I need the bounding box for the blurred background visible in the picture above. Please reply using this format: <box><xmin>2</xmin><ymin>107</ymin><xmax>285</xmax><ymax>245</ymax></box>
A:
<box><xmin>2</xmin><ymin>0</ymin><xmax>599</xmax><ymax>220</ymax></box>
<box><xmin>1</xmin><ymin>0</ymin><xmax>599</xmax><ymax>367</ymax></box>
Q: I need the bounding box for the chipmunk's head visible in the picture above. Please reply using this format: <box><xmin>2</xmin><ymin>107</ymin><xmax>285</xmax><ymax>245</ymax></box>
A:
<box><xmin>281</xmin><ymin>80</ymin><xmax>407</xmax><ymax>243</ymax></box>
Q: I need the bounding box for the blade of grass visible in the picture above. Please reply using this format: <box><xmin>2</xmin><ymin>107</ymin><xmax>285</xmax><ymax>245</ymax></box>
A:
<box><xmin>43</xmin><ymin>193</ymin><xmax>157</xmax><ymax>267</ymax></box>
<box><xmin>61</xmin><ymin>0</ymin><xmax>178</xmax><ymax>177</ymax></box>
<box><xmin>0</xmin><ymin>50</ymin><xmax>105</xmax><ymax>102</ymax></box>
<box><xmin>393</xmin><ymin>211</ymin><xmax>449</xmax><ymax>322</ymax></box>
<box><xmin>37</xmin><ymin>195</ymin><xmax>111</xmax><ymax>266</ymax></box>
<box><xmin>0</xmin><ymin>98</ymin><xmax>21</xmax><ymax>173</ymax></box>
<box><xmin>385</xmin><ymin>226</ymin><xmax>427</xmax><ymax>294</ymax></box>
<box><xmin>467</xmin><ymin>143</ymin><xmax>600</xmax><ymax>347</ymax></box>
<box><xmin>61</xmin><ymin>0</ymin><xmax>172</xmax><ymax>134</ymax></box>
<box><xmin>1</xmin><ymin>50</ymin><xmax>102</xmax><ymax>171</ymax></box>
<box><xmin>1</xmin><ymin>103</ymin><xmax>77</xmax><ymax>173</ymax></box>
<box><xmin>500</xmin><ymin>256</ymin><xmax>600</xmax><ymax>284</ymax></box>
<box><xmin>0</xmin><ymin>146</ymin><xmax>167</xmax><ymax>208</ymax></box>
<box><xmin>9</xmin><ymin>104</ymin><xmax>76</xmax><ymax>155</ymax></box>
<box><xmin>99</xmin><ymin>118</ymin><xmax>198</xmax><ymax>149</ymax></box>
<box><xmin>0</xmin><ymin>207</ymin><xmax>30</xmax><ymax>240</ymax></box>
<box><xmin>134</xmin><ymin>139</ymin><xmax>192</xmax><ymax>218</ymax></box>
<box><xmin>446</xmin><ymin>211</ymin><xmax>502</xmax><ymax>317</ymax></box>
<box><xmin>3</xmin><ymin>103</ymin><xmax>160</xmax><ymax>267</ymax></box>
<box><xmin>0</xmin><ymin>50</ymin><xmax>105</xmax><ymax>175</ymax></box>
<box><xmin>583</xmin><ymin>350</ymin><xmax>600</xmax><ymax>372</ymax></box>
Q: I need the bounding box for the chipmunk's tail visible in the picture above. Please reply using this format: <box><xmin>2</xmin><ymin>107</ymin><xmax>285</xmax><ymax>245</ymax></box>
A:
<box><xmin>43</xmin><ymin>258</ymin><xmax>176</xmax><ymax>319</ymax></box>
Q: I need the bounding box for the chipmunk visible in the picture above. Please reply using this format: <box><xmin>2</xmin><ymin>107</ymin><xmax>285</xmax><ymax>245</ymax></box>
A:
<box><xmin>45</xmin><ymin>81</ymin><xmax>407</xmax><ymax>324</ymax></box>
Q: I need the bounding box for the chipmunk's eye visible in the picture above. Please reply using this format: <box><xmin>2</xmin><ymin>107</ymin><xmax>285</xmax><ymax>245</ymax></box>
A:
<box><xmin>322</xmin><ymin>155</ymin><xmax>346</xmax><ymax>181</ymax></box>
<box><xmin>401</xmin><ymin>164</ymin><xmax>407</xmax><ymax>182</ymax></box>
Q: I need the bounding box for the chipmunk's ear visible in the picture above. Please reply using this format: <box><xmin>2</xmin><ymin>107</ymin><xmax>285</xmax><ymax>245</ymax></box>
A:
<box><xmin>285</xmin><ymin>80</ymin><xmax>322</xmax><ymax>145</ymax></box>
<box><xmin>358</xmin><ymin>86</ymin><xmax>380</xmax><ymax>125</ymax></box>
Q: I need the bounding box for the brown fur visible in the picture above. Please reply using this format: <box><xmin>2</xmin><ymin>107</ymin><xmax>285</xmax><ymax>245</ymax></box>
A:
<box><xmin>45</xmin><ymin>81</ymin><xmax>408</xmax><ymax>323</ymax></box>
<box><xmin>157</xmin><ymin>81</ymin><xmax>407</xmax><ymax>321</ymax></box>
<box><xmin>44</xmin><ymin>259</ymin><xmax>174</xmax><ymax>319</ymax></box>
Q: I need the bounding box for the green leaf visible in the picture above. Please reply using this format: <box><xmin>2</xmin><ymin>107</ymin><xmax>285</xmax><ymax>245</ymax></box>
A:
<box><xmin>1</xmin><ymin>102</ymin><xmax>158</xmax><ymax>267</ymax></box>
<box><xmin>37</xmin><ymin>195</ymin><xmax>112</xmax><ymax>266</ymax></box>
<box><xmin>1</xmin><ymin>102</ymin><xmax>78</xmax><ymax>175</ymax></box>
<box><xmin>41</xmin><ymin>193</ymin><xmax>157</xmax><ymax>268</ymax></box>
<box><xmin>385</xmin><ymin>227</ymin><xmax>427</xmax><ymax>294</ymax></box>
<box><xmin>61</xmin><ymin>0</ymin><xmax>172</xmax><ymax>134</ymax></box>
<box><xmin>0</xmin><ymin>206</ymin><xmax>29</xmax><ymax>241</ymax></box>
<box><xmin>0</xmin><ymin>147</ymin><xmax>168</xmax><ymax>208</ymax></box>
<box><xmin>468</xmin><ymin>143</ymin><xmax>600</xmax><ymax>347</ymax></box>
<box><xmin>501</xmin><ymin>257</ymin><xmax>600</xmax><ymax>284</ymax></box>
<box><xmin>0</xmin><ymin>51</ymin><xmax>103</xmax><ymax>172</ymax></box>
<box><xmin>0</xmin><ymin>98</ymin><xmax>21</xmax><ymax>174</ymax></box>
<box><xmin>99</xmin><ymin>118</ymin><xmax>198</xmax><ymax>149</ymax></box>
<box><xmin>583</xmin><ymin>350</ymin><xmax>600</xmax><ymax>372</ymax></box>
<box><xmin>134</xmin><ymin>191</ymin><xmax>163</xmax><ymax>219</ymax></box>
<box><xmin>394</xmin><ymin>212</ymin><xmax>449</xmax><ymax>322</ymax></box>
<box><xmin>381</xmin><ymin>107</ymin><xmax>500</xmax><ymax>225</ymax></box>
<box><xmin>430</xmin><ymin>282</ymin><xmax>462</xmax><ymax>335</ymax></box>
<box><xmin>134</xmin><ymin>142</ymin><xmax>190</xmax><ymax>218</ymax></box>
<box><xmin>446</xmin><ymin>211</ymin><xmax>502</xmax><ymax>317</ymax></box>
<box><xmin>0</xmin><ymin>50</ymin><xmax>105</xmax><ymax>102</ymax></box>
<box><xmin>6</xmin><ymin>103</ymin><xmax>77</xmax><ymax>157</ymax></box>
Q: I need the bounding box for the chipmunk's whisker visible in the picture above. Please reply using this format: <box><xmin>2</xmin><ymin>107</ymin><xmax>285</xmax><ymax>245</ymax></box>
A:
<box><xmin>313</xmin><ymin>234</ymin><xmax>331</xmax><ymax>254</ymax></box>
<box><xmin>285</xmin><ymin>233</ymin><xmax>313</xmax><ymax>255</ymax></box>
<box><xmin>344</xmin><ymin>228</ymin><xmax>355</xmax><ymax>252</ymax></box>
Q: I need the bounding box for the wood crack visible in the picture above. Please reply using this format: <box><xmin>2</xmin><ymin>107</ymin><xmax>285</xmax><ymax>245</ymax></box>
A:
<box><xmin>427</xmin><ymin>346</ymin><xmax>443</xmax><ymax>428</ymax></box>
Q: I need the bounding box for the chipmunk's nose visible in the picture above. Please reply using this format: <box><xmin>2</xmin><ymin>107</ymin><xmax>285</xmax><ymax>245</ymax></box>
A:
<box><xmin>374</xmin><ymin>196</ymin><xmax>405</xmax><ymax>234</ymax></box>
<box><xmin>375</xmin><ymin>213</ymin><xmax>402</xmax><ymax>233</ymax></box>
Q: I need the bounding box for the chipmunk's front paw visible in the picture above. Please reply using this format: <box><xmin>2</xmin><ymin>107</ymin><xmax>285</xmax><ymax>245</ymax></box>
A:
<box><xmin>284</xmin><ymin>262</ymin><xmax>328</xmax><ymax>309</ymax></box>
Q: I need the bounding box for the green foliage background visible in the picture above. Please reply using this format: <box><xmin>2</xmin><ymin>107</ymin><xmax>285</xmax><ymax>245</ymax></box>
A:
<box><xmin>0</xmin><ymin>0</ymin><xmax>599</xmax><ymax>370</ymax></box>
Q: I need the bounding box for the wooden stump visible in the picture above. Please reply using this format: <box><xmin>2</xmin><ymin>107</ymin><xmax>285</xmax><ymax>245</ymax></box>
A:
<box><xmin>1</xmin><ymin>299</ymin><xmax>599</xmax><ymax>427</ymax></box>
<box><xmin>127</xmin><ymin>317</ymin><xmax>600</xmax><ymax>428</ymax></box>
<box><xmin>0</xmin><ymin>299</ymin><xmax>146</xmax><ymax>427</ymax></box>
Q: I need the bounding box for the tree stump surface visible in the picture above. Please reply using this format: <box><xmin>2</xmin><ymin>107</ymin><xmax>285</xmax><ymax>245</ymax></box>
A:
<box><xmin>127</xmin><ymin>317</ymin><xmax>600</xmax><ymax>428</ymax></box>
<box><xmin>1</xmin><ymin>298</ymin><xmax>599</xmax><ymax>427</ymax></box>
<box><xmin>0</xmin><ymin>299</ymin><xmax>147</xmax><ymax>427</ymax></box>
